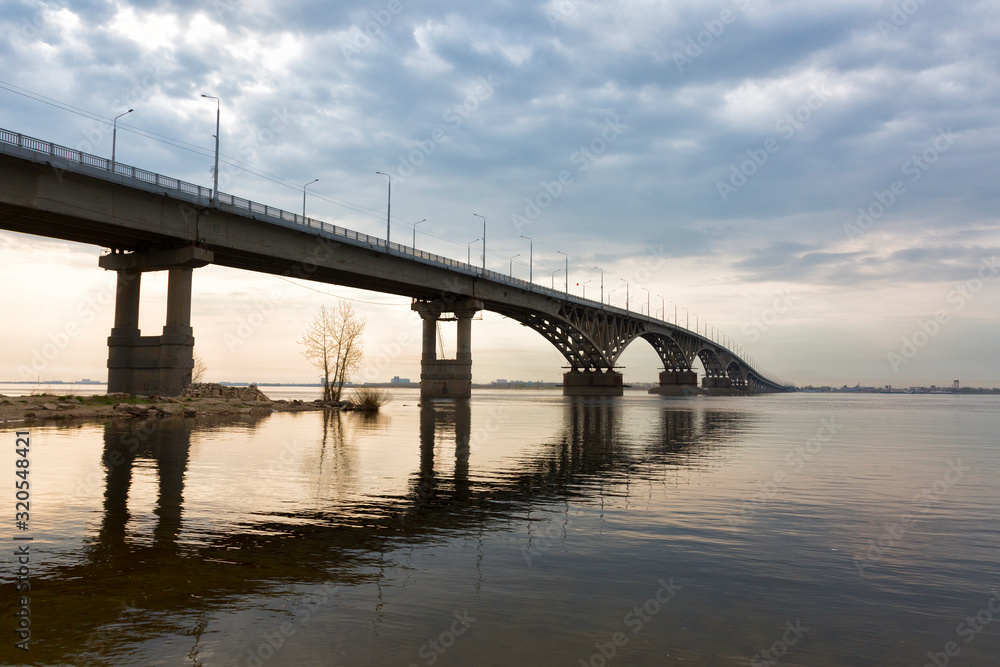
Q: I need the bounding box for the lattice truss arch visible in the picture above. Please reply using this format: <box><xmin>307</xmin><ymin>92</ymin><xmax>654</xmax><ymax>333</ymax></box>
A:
<box><xmin>509</xmin><ymin>304</ymin><xmax>645</xmax><ymax>371</ymax></box>
<box><xmin>641</xmin><ymin>332</ymin><xmax>696</xmax><ymax>372</ymax></box>
<box><xmin>726</xmin><ymin>361</ymin><xmax>748</xmax><ymax>387</ymax></box>
<box><xmin>499</xmin><ymin>302</ymin><xmax>764</xmax><ymax>384</ymax></box>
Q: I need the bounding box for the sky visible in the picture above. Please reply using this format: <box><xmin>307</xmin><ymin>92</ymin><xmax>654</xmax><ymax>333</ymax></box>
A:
<box><xmin>1</xmin><ymin>0</ymin><xmax>998</xmax><ymax>388</ymax></box>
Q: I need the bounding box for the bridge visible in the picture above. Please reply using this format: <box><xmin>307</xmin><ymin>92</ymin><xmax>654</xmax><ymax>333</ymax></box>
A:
<box><xmin>0</xmin><ymin>128</ymin><xmax>792</xmax><ymax>397</ymax></box>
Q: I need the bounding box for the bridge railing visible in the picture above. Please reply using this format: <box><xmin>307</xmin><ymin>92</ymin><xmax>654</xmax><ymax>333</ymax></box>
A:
<box><xmin>0</xmin><ymin>126</ymin><xmax>794</xmax><ymax>389</ymax></box>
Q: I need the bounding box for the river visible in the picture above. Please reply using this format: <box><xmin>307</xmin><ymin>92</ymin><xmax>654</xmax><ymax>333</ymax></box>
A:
<box><xmin>0</xmin><ymin>389</ymin><xmax>997</xmax><ymax>666</ymax></box>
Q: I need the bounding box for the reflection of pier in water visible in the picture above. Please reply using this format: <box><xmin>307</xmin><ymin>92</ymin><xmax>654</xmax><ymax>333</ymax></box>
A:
<box><xmin>14</xmin><ymin>402</ymin><xmax>755</xmax><ymax>661</ymax></box>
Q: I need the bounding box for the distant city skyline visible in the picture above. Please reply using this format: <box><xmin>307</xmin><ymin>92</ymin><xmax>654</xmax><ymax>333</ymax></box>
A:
<box><xmin>1</xmin><ymin>1</ymin><xmax>998</xmax><ymax>387</ymax></box>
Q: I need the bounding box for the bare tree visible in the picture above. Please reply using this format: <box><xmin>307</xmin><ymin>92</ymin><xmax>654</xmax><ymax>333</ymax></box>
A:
<box><xmin>192</xmin><ymin>351</ymin><xmax>208</xmax><ymax>383</ymax></box>
<box><xmin>299</xmin><ymin>301</ymin><xmax>366</xmax><ymax>402</ymax></box>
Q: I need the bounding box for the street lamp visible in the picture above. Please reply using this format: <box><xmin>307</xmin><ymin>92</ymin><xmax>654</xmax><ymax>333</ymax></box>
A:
<box><xmin>593</xmin><ymin>266</ymin><xmax>604</xmax><ymax>304</ymax></box>
<box><xmin>375</xmin><ymin>172</ymin><xmax>391</xmax><ymax>243</ymax></box>
<box><xmin>621</xmin><ymin>278</ymin><xmax>630</xmax><ymax>311</ymax></box>
<box><xmin>642</xmin><ymin>287</ymin><xmax>650</xmax><ymax>317</ymax></box>
<box><xmin>520</xmin><ymin>235</ymin><xmax>533</xmax><ymax>283</ymax></box>
<box><xmin>302</xmin><ymin>178</ymin><xmax>318</xmax><ymax>219</ymax></box>
<box><xmin>608</xmin><ymin>288</ymin><xmax>617</xmax><ymax>306</ymax></box>
<box><xmin>658</xmin><ymin>295</ymin><xmax>665</xmax><ymax>322</ymax></box>
<box><xmin>671</xmin><ymin>301</ymin><xmax>678</xmax><ymax>325</ymax></box>
<box><xmin>200</xmin><ymin>94</ymin><xmax>220</xmax><ymax>207</ymax></box>
<box><xmin>557</xmin><ymin>250</ymin><xmax>568</xmax><ymax>294</ymax></box>
<box><xmin>551</xmin><ymin>268</ymin><xmax>562</xmax><ymax>289</ymax></box>
<box><xmin>683</xmin><ymin>307</ymin><xmax>689</xmax><ymax>329</ymax></box>
<box><xmin>582</xmin><ymin>280</ymin><xmax>591</xmax><ymax>298</ymax></box>
<box><xmin>509</xmin><ymin>253</ymin><xmax>520</xmax><ymax>277</ymax></box>
<box><xmin>110</xmin><ymin>108</ymin><xmax>133</xmax><ymax>173</ymax></box>
<box><xmin>467</xmin><ymin>238</ymin><xmax>481</xmax><ymax>265</ymax></box>
<box><xmin>412</xmin><ymin>219</ymin><xmax>426</xmax><ymax>252</ymax></box>
<box><xmin>473</xmin><ymin>214</ymin><xmax>486</xmax><ymax>272</ymax></box>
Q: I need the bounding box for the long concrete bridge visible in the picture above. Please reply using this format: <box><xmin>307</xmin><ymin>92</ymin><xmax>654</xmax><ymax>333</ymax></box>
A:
<box><xmin>0</xmin><ymin>128</ymin><xmax>792</xmax><ymax>397</ymax></box>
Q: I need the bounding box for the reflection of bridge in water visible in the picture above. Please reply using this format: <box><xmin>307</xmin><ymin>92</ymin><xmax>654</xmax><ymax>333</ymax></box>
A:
<box><xmin>11</xmin><ymin>404</ymin><xmax>757</xmax><ymax>661</ymax></box>
<box><xmin>0</xmin><ymin>128</ymin><xmax>792</xmax><ymax>398</ymax></box>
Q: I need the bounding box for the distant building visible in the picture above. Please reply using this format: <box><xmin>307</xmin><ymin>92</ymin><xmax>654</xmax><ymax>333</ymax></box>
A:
<box><xmin>390</xmin><ymin>376</ymin><xmax>411</xmax><ymax>385</ymax></box>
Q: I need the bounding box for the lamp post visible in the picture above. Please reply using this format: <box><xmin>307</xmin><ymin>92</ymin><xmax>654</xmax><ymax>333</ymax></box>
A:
<box><xmin>412</xmin><ymin>219</ymin><xmax>426</xmax><ymax>252</ymax></box>
<box><xmin>621</xmin><ymin>278</ymin><xmax>630</xmax><ymax>311</ymax></box>
<box><xmin>642</xmin><ymin>287</ymin><xmax>650</xmax><ymax>317</ymax></box>
<box><xmin>608</xmin><ymin>288</ymin><xmax>617</xmax><ymax>306</ymax></box>
<box><xmin>557</xmin><ymin>250</ymin><xmax>568</xmax><ymax>294</ymax></box>
<box><xmin>684</xmin><ymin>307</ymin><xmax>689</xmax><ymax>329</ymax></box>
<box><xmin>110</xmin><ymin>108</ymin><xmax>133</xmax><ymax>173</ymax></box>
<box><xmin>200</xmin><ymin>94</ymin><xmax>220</xmax><ymax>207</ymax></box>
<box><xmin>582</xmin><ymin>280</ymin><xmax>591</xmax><ymax>298</ymax></box>
<box><xmin>509</xmin><ymin>253</ymin><xmax>520</xmax><ymax>277</ymax></box>
<box><xmin>473</xmin><ymin>214</ymin><xmax>486</xmax><ymax>272</ymax></box>
<box><xmin>520</xmin><ymin>235</ymin><xmax>533</xmax><ymax>283</ymax></box>
<box><xmin>375</xmin><ymin>172</ymin><xmax>391</xmax><ymax>243</ymax></box>
<box><xmin>593</xmin><ymin>266</ymin><xmax>604</xmax><ymax>304</ymax></box>
<box><xmin>302</xmin><ymin>178</ymin><xmax>318</xmax><ymax>219</ymax></box>
<box><xmin>671</xmin><ymin>301</ymin><xmax>678</xmax><ymax>325</ymax></box>
<box><xmin>467</xmin><ymin>238</ymin><xmax>481</xmax><ymax>265</ymax></box>
<box><xmin>551</xmin><ymin>268</ymin><xmax>562</xmax><ymax>290</ymax></box>
<box><xmin>658</xmin><ymin>295</ymin><xmax>665</xmax><ymax>322</ymax></box>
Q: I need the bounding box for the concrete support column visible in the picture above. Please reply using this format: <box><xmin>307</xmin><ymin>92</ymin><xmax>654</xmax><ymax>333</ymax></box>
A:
<box><xmin>164</xmin><ymin>267</ymin><xmax>194</xmax><ymax>333</ymax></box>
<box><xmin>411</xmin><ymin>299</ymin><xmax>482</xmax><ymax>399</ymax></box>
<box><xmin>100</xmin><ymin>247</ymin><xmax>212</xmax><ymax>397</ymax></box>
<box><xmin>455</xmin><ymin>308</ymin><xmax>474</xmax><ymax>363</ymax></box>
<box><xmin>112</xmin><ymin>270</ymin><xmax>141</xmax><ymax>333</ymax></box>
<box><xmin>421</xmin><ymin>317</ymin><xmax>437</xmax><ymax>362</ymax></box>
<box><xmin>108</xmin><ymin>270</ymin><xmax>141</xmax><ymax>394</ymax></box>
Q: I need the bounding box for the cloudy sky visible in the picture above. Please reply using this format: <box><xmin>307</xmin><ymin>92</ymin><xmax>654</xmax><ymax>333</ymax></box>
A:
<box><xmin>1</xmin><ymin>0</ymin><xmax>998</xmax><ymax>388</ymax></box>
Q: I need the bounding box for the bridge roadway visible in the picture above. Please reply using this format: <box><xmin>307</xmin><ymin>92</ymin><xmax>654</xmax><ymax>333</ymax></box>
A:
<box><xmin>0</xmin><ymin>127</ymin><xmax>791</xmax><ymax>396</ymax></box>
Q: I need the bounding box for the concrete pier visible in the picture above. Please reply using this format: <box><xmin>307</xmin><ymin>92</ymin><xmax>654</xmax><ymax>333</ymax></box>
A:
<box><xmin>412</xmin><ymin>299</ymin><xmax>483</xmax><ymax>399</ymax></box>
<box><xmin>563</xmin><ymin>370</ymin><xmax>624</xmax><ymax>396</ymax></box>
<box><xmin>100</xmin><ymin>247</ymin><xmax>212</xmax><ymax>396</ymax></box>
<box><xmin>701</xmin><ymin>377</ymin><xmax>732</xmax><ymax>390</ymax></box>
<box><xmin>649</xmin><ymin>370</ymin><xmax>701</xmax><ymax>396</ymax></box>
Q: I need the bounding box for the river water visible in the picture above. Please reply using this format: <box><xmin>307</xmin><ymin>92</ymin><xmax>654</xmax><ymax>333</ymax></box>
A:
<box><xmin>1</xmin><ymin>389</ymin><xmax>998</xmax><ymax>666</ymax></box>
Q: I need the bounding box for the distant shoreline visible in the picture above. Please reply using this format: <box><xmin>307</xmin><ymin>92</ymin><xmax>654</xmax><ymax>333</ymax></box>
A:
<box><xmin>2</xmin><ymin>381</ymin><xmax>997</xmax><ymax>394</ymax></box>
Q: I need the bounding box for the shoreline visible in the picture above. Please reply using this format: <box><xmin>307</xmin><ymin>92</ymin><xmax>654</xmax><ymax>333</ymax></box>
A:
<box><xmin>0</xmin><ymin>389</ymin><xmax>330</xmax><ymax>426</ymax></box>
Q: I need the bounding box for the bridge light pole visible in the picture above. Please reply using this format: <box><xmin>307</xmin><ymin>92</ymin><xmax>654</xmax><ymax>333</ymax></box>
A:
<box><xmin>557</xmin><ymin>250</ymin><xmax>568</xmax><ymax>294</ymax></box>
<box><xmin>520</xmin><ymin>235</ymin><xmax>533</xmax><ymax>283</ymax></box>
<box><xmin>375</xmin><ymin>172</ymin><xmax>391</xmax><ymax>244</ymax></box>
<box><xmin>473</xmin><ymin>213</ymin><xmax>486</xmax><ymax>272</ymax></box>
<box><xmin>509</xmin><ymin>253</ymin><xmax>520</xmax><ymax>277</ymax></box>
<box><xmin>412</xmin><ymin>219</ymin><xmax>426</xmax><ymax>252</ymax></box>
<box><xmin>110</xmin><ymin>108</ymin><xmax>133</xmax><ymax>173</ymax></box>
<box><xmin>201</xmin><ymin>94</ymin><xmax>220</xmax><ymax>208</ymax></box>
<box><xmin>593</xmin><ymin>266</ymin><xmax>604</xmax><ymax>304</ymax></box>
<box><xmin>641</xmin><ymin>287</ymin><xmax>649</xmax><ymax>317</ymax></box>
<box><xmin>621</xmin><ymin>278</ymin><xmax>629</xmax><ymax>311</ymax></box>
<box><xmin>302</xmin><ymin>178</ymin><xmax>318</xmax><ymax>219</ymax></box>
<box><xmin>551</xmin><ymin>268</ymin><xmax>562</xmax><ymax>289</ymax></box>
<box><xmin>670</xmin><ymin>300</ymin><xmax>677</xmax><ymax>325</ymax></box>
<box><xmin>467</xmin><ymin>238</ymin><xmax>481</xmax><ymax>265</ymax></box>
<box><xmin>608</xmin><ymin>288</ymin><xmax>617</xmax><ymax>306</ymax></box>
<box><xmin>658</xmin><ymin>295</ymin><xmax>665</xmax><ymax>322</ymax></box>
<box><xmin>582</xmin><ymin>280</ymin><xmax>591</xmax><ymax>298</ymax></box>
<box><xmin>683</xmin><ymin>307</ymin><xmax>689</xmax><ymax>329</ymax></box>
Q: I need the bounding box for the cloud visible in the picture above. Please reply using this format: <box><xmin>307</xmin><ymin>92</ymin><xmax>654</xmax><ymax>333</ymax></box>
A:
<box><xmin>1</xmin><ymin>0</ymin><xmax>999</xmax><ymax>385</ymax></box>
